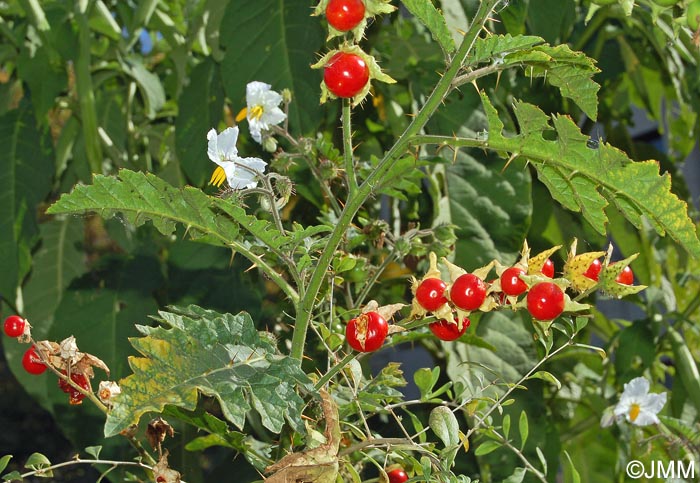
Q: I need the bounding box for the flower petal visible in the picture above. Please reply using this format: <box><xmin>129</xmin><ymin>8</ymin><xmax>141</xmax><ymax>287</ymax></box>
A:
<box><xmin>621</xmin><ymin>377</ymin><xmax>650</xmax><ymax>399</ymax></box>
<box><xmin>640</xmin><ymin>392</ymin><xmax>667</xmax><ymax>416</ymax></box>
<box><xmin>246</xmin><ymin>81</ymin><xmax>272</xmax><ymax>105</ymax></box>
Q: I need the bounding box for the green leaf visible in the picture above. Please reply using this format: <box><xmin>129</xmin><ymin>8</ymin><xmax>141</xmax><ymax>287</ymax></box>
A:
<box><xmin>479</xmin><ymin>93</ymin><xmax>700</xmax><ymax>258</ymax></box>
<box><xmin>0</xmin><ymin>102</ymin><xmax>55</xmax><ymax>300</ymax></box>
<box><xmin>175</xmin><ymin>59</ymin><xmax>224</xmax><ymax>186</ymax></box>
<box><xmin>429</xmin><ymin>406</ymin><xmax>460</xmax><ymax>447</ymax></box>
<box><xmin>469</xmin><ymin>34</ymin><xmax>544</xmax><ymax>65</ymax></box>
<box><xmin>528</xmin><ymin>371</ymin><xmax>562</xmax><ymax>390</ymax></box>
<box><xmin>46</xmin><ymin>169</ymin><xmax>324</xmax><ymax>256</ymax></box>
<box><xmin>536</xmin><ymin>447</ymin><xmax>548</xmax><ymax>475</ymax></box>
<box><xmin>414</xmin><ymin>367</ymin><xmax>439</xmax><ymax>400</ymax></box>
<box><xmin>0</xmin><ymin>455</ymin><xmax>11</xmax><ymax>474</ymax></box>
<box><xmin>564</xmin><ymin>451</ymin><xmax>581</xmax><ymax>483</ymax></box>
<box><xmin>84</xmin><ymin>446</ymin><xmax>102</xmax><ymax>459</ymax></box>
<box><xmin>24</xmin><ymin>453</ymin><xmax>51</xmax><ymax>474</ymax></box>
<box><xmin>502</xmin><ymin>467</ymin><xmax>526</xmax><ymax>483</ymax></box>
<box><xmin>219</xmin><ymin>0</ymin><xmax>324</xmax><ymax>135</ymax></box>
<box><xmin>668</xmin><ymin>327</ymin><xmax>700</xmax><ymax>412</ymax></box>
<box><xmin>502</xmin><ymin>413</ymin><xmax>511</xmax><ymax>439</ymax></box>
<box><xmin>518</xmin><ymin>411</ymin><xmax>529</xmax><ymax>450</ymax></box>
<box><xmin>22</xmin><ymin>217</ymin><xmax>87</xmax><ymax>327</ymax></box>
<box><xmin>104</xmin><ymin>305</ymin><xmax>313</xmax><ymax>437</ymax></box>
<box><xmin>400</xmin><ymin>0</ymin><xmax>456</xmax><ymax>55</ymax></box>
<box><xmin>504</xmin><ymin>43</ymin><xmax>600</xmax><ymax>120</ymax></box>
<box><xmin>119</xmin><ymin>55</ymin><xmax>166</xmax><ymax>119</ymax></box>
<box><xmin>474</xmin><ymin>440</ymin><xmax>501</xmax><ymax>456</ymax></box>
<box><xmin>2</xmin><ymin>470</ymin><xmax>22</xmax><ymax>482</ymax></box>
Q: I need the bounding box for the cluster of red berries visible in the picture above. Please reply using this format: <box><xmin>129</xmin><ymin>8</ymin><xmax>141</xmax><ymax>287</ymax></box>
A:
<box><xmin>345</xmin><ymin>243</ymin><xmax>638</xmax><ymax>353</ymax></box>
<box><xmin>4</xmin><ymin>315</ymin><xmax>92</xmax><ymax>404</ymax></box>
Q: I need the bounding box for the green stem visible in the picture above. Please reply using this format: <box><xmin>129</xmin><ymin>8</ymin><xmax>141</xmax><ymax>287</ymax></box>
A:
<box><xmin>289</xmin><ymin>0</ymin><xmax>501</xmax><ymax>362</ymax></box>
<box><xmin>343</xmin><ymin>99</ymin><xmax>357</xmax><ymax>197</ymax></box>
<box><xmin>354</xmin><ymin>252</ymin><xmax>399</xmax><ymax>309</ymax></box>
<box><xmin>314</xmin><ymin>352</ymin><xmax>356</xmax><ymax>390</ymax></box>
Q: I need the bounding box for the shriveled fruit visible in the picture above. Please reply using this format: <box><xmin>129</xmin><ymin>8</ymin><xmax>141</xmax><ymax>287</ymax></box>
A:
<box><xmin>416</xmin><ymin>277</ymin><xmax>448</xmax><ymax>311</ymax></box>
<box><xmin>58</xmin><ymin>371</ymin><xmax>90</xmax><ymax>405</ymax></box>
<box><xmin>326</xmin><ymin>0</ymin><xmax>365</xmax><ymax>31</ymax></box>
<box><xmin>449</xmin><ymin>273</ymin><xmax>487</xmax><ymax>311</ymax></box>
<box><xmin>22</xmin><ymin>346</ymin><xmax>47</xmax><ymax>375</ymax></box>
<box><xmin>501</xmin><ymin>267</ymin><xmax>528</xmax><ymax>296</ymax></box>
<box><xmin>527</xmin><ymin>282</ymin><xmax>565</xmax><ymax>321</ymax></box>
<box><xmin>429</xmin><ymin>318</ymin><xmax>470</xmax><ymax>341</ymax></box>
<box><xmin>3</xmin><ymin>315</ymin><xmax>26</xmax><ymax>338</ymax></box>
<box><xmin>346</xmin><ymin>311</ymin><xmax>388</xmax><ymax>352</ymax></box>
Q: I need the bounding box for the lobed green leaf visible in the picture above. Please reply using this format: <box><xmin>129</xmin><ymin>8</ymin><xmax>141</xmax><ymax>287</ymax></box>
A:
<box><xmin>480</xmin><ymin>93</ymin><xmax>700</xmax><ymax>258</ymax></box>
<box><xmin>400</xmin><ymin>0</ymin><xmax>456</xmax><ymax>55</ymax></box>
<box><xmin>104</xmin><ymin>305</ymin><xmax>313</xmax><ymax>437</ymax></box>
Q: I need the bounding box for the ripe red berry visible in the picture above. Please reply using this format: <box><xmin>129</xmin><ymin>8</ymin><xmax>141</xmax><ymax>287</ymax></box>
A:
<box><xmin>346</xmin><ymin>311</ymin><xmax>388</xmax><ymax>352</ymax></box>
<box><xmin>3</xmin><ymin>315</ymin><xmax>26</xmax><ymax>338</ymax></box>
<box><xmin>429</xmin><ymin>318</ymin><xmax>470</xmax><ymax>341</ymax></box>
<box><xmin>387</xmin><ymin>467</ymin><xmax>409</xmax><ymax>483</ymax></box>
<box><xmin>527</xmin><ymin>282</ymin><xmax>565</xmax><ymax>321</ymax></box>
<box><xmin>449</xmin><ymin>273</ymin><xmax>487</xmax><ymax>311</ymax></box>
<box><xmin>326</xmin><ymin>0</ymin><xmax>365</xmax><ymax>31</ymax></box>
<box><xmin>541</xmin><ymin>258</ymin><xmax>555</xmax><ymax>278</ymax></box>
<box><xmin>500</xmin><ymin>267</ymin><xmax>528</xmax><ymax>296</ymax></box>
<box><xmin>615</xmin><ymin>265</ymin><xmax>634</xmax><ymax>285</ymax></box>
<box><xmin>22</xmin><ymin>346</ymin><xmax>47</xmax><ymax>375</ymax></box>
<box><xmin>583</xmin><ymin>259</ymin><xmax>602</xmax><ymax>281</ymax></box>
<box><xmin>323</xmin><ymin>52</ymin><xmax>370</xmax><ymax>98</ymax></box>
<box><xmin>416</xmin><ymin>278</ymin><xmax>448</xmax><ymax>311</ymax></box>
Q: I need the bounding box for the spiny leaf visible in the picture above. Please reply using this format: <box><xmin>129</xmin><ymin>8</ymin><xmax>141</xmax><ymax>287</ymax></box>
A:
<box><xmin>466</xmin><ymin>35</ymin><xmax>599</xmax><ymax>119</ymax></box>
<box><xmin>400</xmin><ymin>0</ymin><xmax>456</xmax><ymax>55</ymax></box>
<box><xmin>505</xmin><ymin>44</ymin><xmax>600</xmax><ymax>120</ymax></box>
<box><xmin>46</xmin><ymin>169</ymin><xmax>325</xmax><ymax>254</ymax></box>
<box><xmin>103</xmin><ymin>305</ymin><xmax>313</xmax><ymax>437</ymax></box>
<box><xmin>480</xmin><ymin>93</ymin><xmax>700</xmax><ymax>258</ymax></box>
<box><xmin>469</xmin><ymin>34</ymin><xmax>544</xmax><ymax>65</ymax></box>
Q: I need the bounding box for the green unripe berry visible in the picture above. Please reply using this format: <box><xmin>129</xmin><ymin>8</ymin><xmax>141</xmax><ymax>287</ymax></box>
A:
<box><xmin>688</xmin><ymin>0</ymin><xmax>700</xmax><ymax>30</ymax></box>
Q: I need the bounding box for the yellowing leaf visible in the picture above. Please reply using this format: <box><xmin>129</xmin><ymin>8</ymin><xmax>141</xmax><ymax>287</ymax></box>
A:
<box><xmin>104</xmin><ymin>305</ymin><xmax>313</xmax><ymax>437</ymax></box>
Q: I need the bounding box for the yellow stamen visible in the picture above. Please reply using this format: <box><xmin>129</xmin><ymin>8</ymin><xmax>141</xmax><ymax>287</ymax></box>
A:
<box><xmin>209</xmin><ymin>166</ymin><xmax>227</xmax><ymax>187</ymax></box>
<box><xmin>250</xmin><ymin>104</ymin><xmax>264</xmax><ymax>121</ymax></box>
<box><xmin>235</xmin><ymin>107</ymin><xmax>248</xmax><ymax>123</ymax></box>
<box><xmin>629</xmin><ymin>403</ymin><xmax>641</xmax><ymax>422</ymax></box>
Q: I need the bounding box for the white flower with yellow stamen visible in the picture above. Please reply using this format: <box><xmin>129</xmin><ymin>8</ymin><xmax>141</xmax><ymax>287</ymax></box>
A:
<box><xmin>613</xmin><ymin>377</ymin><xmax>667</xmax><ymax>426</ymax></box>
<box><xmin>235</xmin><ymin>81</ymin><xmax>286</xmax><ymax>143</ymax></box>
<box><xmin>207</xmin><ymin>127</ymin><xmax>267</xmax><ymax>189</ymax></box>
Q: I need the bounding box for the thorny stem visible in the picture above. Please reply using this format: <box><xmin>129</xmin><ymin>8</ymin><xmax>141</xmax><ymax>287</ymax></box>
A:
<box><xmin>290</xmin><ymin>0</ymin><xmax>502</xmax><ymax>361</ymax></box>
<box><xmin>314</xmin><ymin>352</ymin><xmax>355</xmax><ymax>390</ymax></box>
<box><xmin>342</xmin><ymin>98</ymin><xmax>357</xmax><ymax>197</ymax></box>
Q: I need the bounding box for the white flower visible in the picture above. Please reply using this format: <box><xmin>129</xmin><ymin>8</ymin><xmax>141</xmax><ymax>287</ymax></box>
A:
<box><xmin>239</xmin><ymin>81</ymin><xmax>286</xmax><ymax>143</ymax></box>
<box><xmin>207</xmin><ymin>127</ymin><xmax>267</xmax><ymax>189</ymax></box>
<box><xmin>613</xmin><ymin>377</ymin><xmax>667</xmax><ymax>426</ymax></box>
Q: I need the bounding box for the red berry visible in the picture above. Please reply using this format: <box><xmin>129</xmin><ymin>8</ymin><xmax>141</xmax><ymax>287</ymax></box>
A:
<box><xmin>429</xmin><ymin>318</ymin><xmax>470</xmax><ymax>341</ymax></box>
<box><xmin>541</xmin><ymin>258</ymin><xmax>555</xmax><ymax>278</ymax></box>
<box><xmin>387</xmin><ymin>467</ymin><xmax>409</xmax><ymax>483</ymax></box>
<box><xmin>22</xmin><ymin>346</ymin><xmax>47</xmax><ymax>375</ymax></box>
<box><xmin>323</xmin><ymin>52</ymin><xmax>370</xmax><ymax>98</ymax></box>
<box><xmin>583</xmin><ymin>259</ymin><xmax>602</xmax><ymax>281</ymax></box>
<box><xmin>526</xmin><ymin>282</ymin><xmax>565</xmax><ymax>321</ymax></box>
<box><xmin>500</xmin><ymin>267</ymin><xmax>528</xmax><ymax>296</ymax></box>
<box><xmin>415</xmin><ymin>278</ymin><xmax>448</xmax><ymax>311</ymax></box>
<box><xmin>449</xmin><ymin>274</ymin><xmax>487</xmax><ymax>311</ymax></box>
<box><xmin>615</xmin><ymin>265</ymin><xmax>634</xmax><ymax>285</ymax></box>
<box><xmin>346</xmin><ymin>311</ymin><xmax>388</xmax><ymax>352</ymax></box>
<box><xmin>326</xmin><ymin>0</ymin><xmax>365</xmax><ymax>31</ymax></box>
<box><xmin>3</xmin><ymin>315</ymin><xmax>26</xmax><ymax>338</ymax></box>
